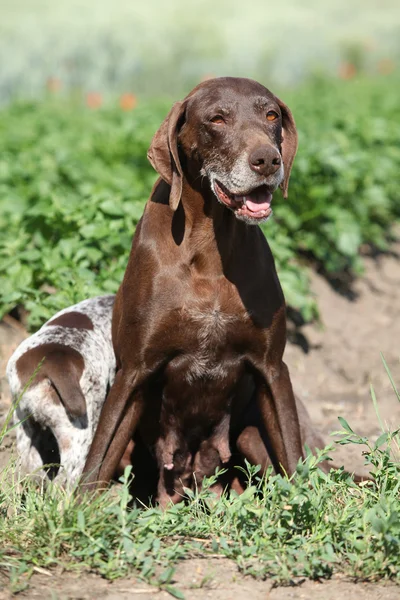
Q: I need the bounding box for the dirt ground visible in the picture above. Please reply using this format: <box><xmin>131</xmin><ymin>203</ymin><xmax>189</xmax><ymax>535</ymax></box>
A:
<box><xmin>1</xmin><ymin>240</ymin><xmax>399</xmax><ymax>599</ymax></box>
<box><xmin>1</xmin><ymin>560</ymin><xmax>399</xmax><ymax>600</ymax></box>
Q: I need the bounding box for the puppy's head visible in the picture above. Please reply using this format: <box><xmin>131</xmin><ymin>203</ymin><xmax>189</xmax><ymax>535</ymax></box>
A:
<box><xmin>148</xmin><ymin>77</ymin><xmax>298</xmax><ymax>224</ymax></box>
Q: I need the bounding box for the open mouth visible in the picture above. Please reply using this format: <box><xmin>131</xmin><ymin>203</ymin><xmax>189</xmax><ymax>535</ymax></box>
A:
<box><xmin>213</xmin><ymin>180</ymin><xmax>273</xmax><ymax>221</ymax></box>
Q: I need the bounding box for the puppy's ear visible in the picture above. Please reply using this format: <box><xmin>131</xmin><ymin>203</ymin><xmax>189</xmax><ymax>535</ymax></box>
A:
<box><xmin>275</xmin><ymin>97</ymin><xmax>298</xmax><ymax>198</ymax></box>
<box><xmin>147</xmin><ymin>101</ymin><xmax>186</xmax><ymax>211</ymax></box>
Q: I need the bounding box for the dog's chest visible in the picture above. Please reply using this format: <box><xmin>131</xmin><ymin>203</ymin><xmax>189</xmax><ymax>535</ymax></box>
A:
<box><xmin>174</xmin><ymin>303</ymin><xmax>245</xmax><ymax>383</ymax></box>
<box><xmin>185</xmin><ymin>305</ymin><xmax>236</xmax><ymax>345</ymax></box>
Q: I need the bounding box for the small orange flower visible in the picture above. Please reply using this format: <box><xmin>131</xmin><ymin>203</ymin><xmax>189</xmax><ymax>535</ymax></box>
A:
<box><xmin>120</xmin><ymin>93</ymin><xmax>137</xmax><ymax>111</ymax></box>
<box><xmin>86</xmin><ymin>92</ymin><xmax>102</xmax><ymax>109</ymax></box>
<box><xmin>338</xmin><ymin>62</ymin><xmax>357</xmax><ymax>80</ymax></box>
<box><xmin>378</xmin><ymin>59</ymin><xmax>395</xmax><ymax>75</ymax></box>
<box><xmin>46</xmin><ymin>77</ymin><xmax>62</xmax><ymax>92</ymax></box>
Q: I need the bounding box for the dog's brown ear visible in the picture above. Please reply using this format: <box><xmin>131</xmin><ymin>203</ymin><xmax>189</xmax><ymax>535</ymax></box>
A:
<box><xmin>147</xmin><ymin>101</ymin><xmax>186</xmax><ymax>211</ymax></box>
<box><xmin>275</xmin><ymin>97</ymin><xmax>298</xmax><ymax>198</ymax></box>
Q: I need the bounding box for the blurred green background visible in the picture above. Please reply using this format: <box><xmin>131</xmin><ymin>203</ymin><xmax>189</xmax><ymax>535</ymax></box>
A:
<box><xmin>1</xmin><ymin>0</ymin><xmax>400</xmax><ymax>99</ymax></box>
<box><xmin>0</xmin><ymin>0</ymin><xmax>399</xmax><ymax>328</ymax></box>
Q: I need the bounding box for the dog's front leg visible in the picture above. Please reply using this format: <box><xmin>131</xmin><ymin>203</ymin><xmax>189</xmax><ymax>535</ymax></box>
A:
<box><xmin>257</xmin><ymin>362</ymin><xmax>303</xmax><ymax>476</ymax></box>
<box><xmin>80</xmin><ymin>369</ymin><xmax>143</xmax><ymax>492</ymax></box>
<box><xmin>236</xmin><ymin>425</ymin><xmax>273</xmax><ymax>474</ymax></box>
<box><xmin>97</xmin><ymin>391</ymin><xmax>143</xmax><ymax>485</ymax></box>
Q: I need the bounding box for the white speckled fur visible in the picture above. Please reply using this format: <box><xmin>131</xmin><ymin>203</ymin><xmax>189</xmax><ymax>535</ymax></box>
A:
<box><xmin>6</xmin><ymin>295</ymin><xmax>116</xmax><ymax>486</ymax></box>
<box><xmin>202</xmin><ymin>152</ymin><xmax>284</xmax><ymax>225</ymax></box>
<box><xmin>205</xmin><ymin>153</ymin><xmax>284</xmax><ymax>199</ymax></box>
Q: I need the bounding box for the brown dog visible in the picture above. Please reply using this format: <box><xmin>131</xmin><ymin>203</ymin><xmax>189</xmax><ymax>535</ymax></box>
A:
<box><xmin>81</xmin><ymin>77</ymin><xmax>302</xmax><ymax>493</ymax></box>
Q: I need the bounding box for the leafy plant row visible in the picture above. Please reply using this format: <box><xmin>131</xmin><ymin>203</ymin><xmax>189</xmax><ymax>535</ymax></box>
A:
<box><xmin>0</xmin><ymin>76</ymin><xmax>399</xmax><ymax>329</ymax></box>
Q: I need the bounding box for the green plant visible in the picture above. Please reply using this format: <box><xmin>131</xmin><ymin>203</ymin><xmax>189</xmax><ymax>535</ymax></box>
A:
<box><xmin>0</xmin><ymin>76</ymin><xmax>399</xmax><ymax>329</ymax></box>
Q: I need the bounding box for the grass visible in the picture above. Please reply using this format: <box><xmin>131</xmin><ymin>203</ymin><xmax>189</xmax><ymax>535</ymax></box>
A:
<box><xmin>0</xmin><ymin>368</ymin><xmax>399</xmax><ymax>597</ymax></box>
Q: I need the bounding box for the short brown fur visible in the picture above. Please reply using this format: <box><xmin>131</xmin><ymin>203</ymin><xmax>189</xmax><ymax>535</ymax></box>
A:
<box><xmin>81</xmin><ymin>78</ymin><xmax>304</xmax><ymax>496</ymax></box>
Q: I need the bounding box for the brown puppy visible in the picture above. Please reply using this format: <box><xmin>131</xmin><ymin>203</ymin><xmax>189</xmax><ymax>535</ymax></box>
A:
<box><xmin>155</xmin><ymin>413</ymin><xmax>231</xmax><ymax>506</ymax></box>
<box><xmin>81</xmin><ymin>77</ymin><xmax>301</xmax><ymax>492</ymax></box>
<box><xmin>154</xmin><ymin>393</ymin><xmax>329</xmax><ymax>506</ymax></box>
<box><xmin>122</xmin><ymin>392</ymin><xmax>329</xmax><ymax>507</ymax></box>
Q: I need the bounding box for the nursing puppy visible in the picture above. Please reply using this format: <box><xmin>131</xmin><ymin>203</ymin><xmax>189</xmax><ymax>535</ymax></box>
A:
<box><xmin>155</xmin><ymin>392</ymin><xmax>330</xmax><ymax>507</ymax></box>
<box><xmin>7</xmin><ymin>295</ymin><xmax>116</xmax><ymax>485</ymax></box>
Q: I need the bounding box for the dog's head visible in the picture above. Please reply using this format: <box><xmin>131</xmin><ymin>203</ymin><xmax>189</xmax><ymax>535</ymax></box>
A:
<box><xmin>148</xmin><ymin>77</ymin><xmax>298</xmax><ymax>224</ymax></box>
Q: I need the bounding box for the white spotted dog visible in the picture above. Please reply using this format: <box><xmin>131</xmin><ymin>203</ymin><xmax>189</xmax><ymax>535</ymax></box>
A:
<box><xmin>6</xmin><ymin>295</ymin><xmax>116</xmax><ymax>486</ymax></box>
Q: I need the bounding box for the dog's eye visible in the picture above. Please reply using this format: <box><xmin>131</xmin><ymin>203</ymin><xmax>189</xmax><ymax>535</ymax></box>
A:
<box><xmin>210</xmin><ymin>116</ymin><xmax>226</xmax><ymax>125</ymax></box>
<box><xmin>266</xmin><ymin>110</ymin><xmax>278</xmax><ymax>122</ymax></box>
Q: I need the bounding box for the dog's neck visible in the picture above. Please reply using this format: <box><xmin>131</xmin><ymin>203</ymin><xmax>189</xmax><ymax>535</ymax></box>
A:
<box><xmin>182</xmin><ymin>177</ymin><xmax>252</xmax><ymax>271</ymax></box>
<box><xmin>148</xmin><ymin>176</ymin><xmax>255</xmax><ymax>277</ymax></box>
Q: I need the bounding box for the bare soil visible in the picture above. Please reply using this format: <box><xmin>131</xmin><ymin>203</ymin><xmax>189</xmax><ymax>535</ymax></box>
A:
<box><xmin>0</xmin><ymin>561</ymin><xmax>399</xmax><ymax>600</ymax></box>
<box><xmin>285</xmin><ymin>240</ymin><xmax>400</xmax><ymax>475</ymax></box>
<box><xmin>1</xmin><ymin>241</ymin><xmax>399</xmax><ymax>599</ymax></box>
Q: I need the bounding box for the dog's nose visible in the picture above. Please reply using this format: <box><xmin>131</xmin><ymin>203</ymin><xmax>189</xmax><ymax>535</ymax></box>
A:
<box><xmin>249</xmin><ymin>145</ymin><xmax>281</xmax><ymax>176</ymax></box>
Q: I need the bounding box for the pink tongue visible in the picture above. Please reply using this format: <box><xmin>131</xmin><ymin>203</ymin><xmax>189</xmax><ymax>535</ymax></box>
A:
<box><xmin>242</xmin><ymin>191</ymin><xmax>272</xmax><ymax>213</ymax></box>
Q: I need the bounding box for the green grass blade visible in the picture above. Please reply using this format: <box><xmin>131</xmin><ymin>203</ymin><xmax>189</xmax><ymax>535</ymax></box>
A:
<box><xmin>380</xmin><ymin>353</ymin><xmax>400</xmax><ymax>402</ymax></box>
<box><xmin>370</xmin><ymin>383</ymin><xmax>385</xmax><ymax>432</ymax></box>
<box><xmin>0</xmin><ymin>358</ymin><xmax>44</xmax><ymax>446</ymax></box>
